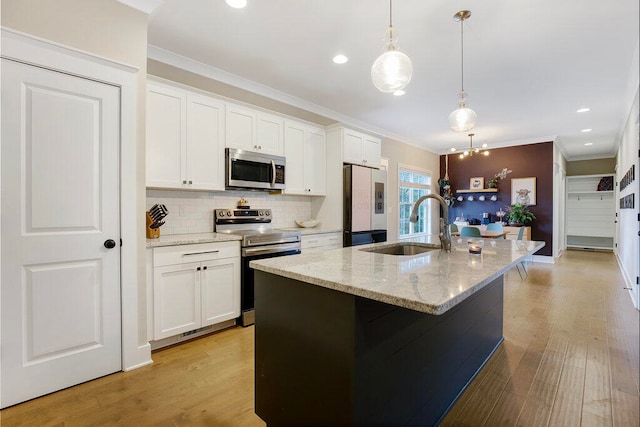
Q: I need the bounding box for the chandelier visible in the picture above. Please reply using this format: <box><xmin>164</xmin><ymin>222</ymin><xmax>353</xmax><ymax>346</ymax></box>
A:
<box><xmin>459</xmin><ymin>133</ymin><xmax>489</xmax><ymax>158</ymax></box>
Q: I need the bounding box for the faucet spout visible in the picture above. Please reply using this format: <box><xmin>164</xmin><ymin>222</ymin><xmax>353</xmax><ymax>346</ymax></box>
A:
<box><xmin>409</xmin><ymin>193</ymin><xmax>451</xmax><ymax>252</ymax></box>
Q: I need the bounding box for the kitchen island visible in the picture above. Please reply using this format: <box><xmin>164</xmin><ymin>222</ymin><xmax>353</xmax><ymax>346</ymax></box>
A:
<box><xmin>251</xmin><ymin>238</ymin><xmax>544</xmax><ymax>426</ymax></box>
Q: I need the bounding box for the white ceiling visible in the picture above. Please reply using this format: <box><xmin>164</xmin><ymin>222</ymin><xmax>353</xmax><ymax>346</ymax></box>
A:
<box><xmin>147</xmin><ymin>0</ymin><xmax>639</xmax><ymax>160</ymax></box>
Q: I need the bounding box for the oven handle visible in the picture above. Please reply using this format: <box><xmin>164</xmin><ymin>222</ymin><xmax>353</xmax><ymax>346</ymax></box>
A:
<box><xmin>270</xmin><ymin>159</ymin><xmax>276</xmax><ymax>188</ymax></box>
<box><xmin>183</xmin><ymin>250</ymin><xmax>220</xmax><ymax>256</ymax></box>
<box><xmin>242</xmin><ymin>243</ymin><xmax>301</xmax><ymax>257</ymax></box>
<box><xmin>245</xmin><ymin>235</ymin><xmax>301</xmax><ymax>247</ymax></box>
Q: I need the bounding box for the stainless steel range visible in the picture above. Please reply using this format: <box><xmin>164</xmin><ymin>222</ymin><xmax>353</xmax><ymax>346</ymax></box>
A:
<box><xmin>214</xmin><ymin>209</ymin><xmax>301</xmax><ymax>326</ymax></box>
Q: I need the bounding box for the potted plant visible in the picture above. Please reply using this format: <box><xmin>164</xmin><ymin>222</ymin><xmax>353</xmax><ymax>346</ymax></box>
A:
<box><xmin>505</xmin><ymin>203</ymin><xmax>536</xmax><ymax>226</ymax></box>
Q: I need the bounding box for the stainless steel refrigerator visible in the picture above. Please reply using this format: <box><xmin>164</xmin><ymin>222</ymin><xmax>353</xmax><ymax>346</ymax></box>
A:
<box><xmin>343</xmin><ymin>164</ymin><xmax>387</xmax><ymax>246</ymax></box>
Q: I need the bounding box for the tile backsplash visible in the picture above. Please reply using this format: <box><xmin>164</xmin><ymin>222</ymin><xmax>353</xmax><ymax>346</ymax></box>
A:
<box><xmin>146</xmin><ymin>189</ymin><xmax>313</xmax><ymax>235</ymax></box>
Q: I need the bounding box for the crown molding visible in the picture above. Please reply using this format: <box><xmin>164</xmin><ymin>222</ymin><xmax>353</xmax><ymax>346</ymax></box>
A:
<box><xmin>117</xmin><ymin>0</ymin><xmax>164</xmax><ymax>15</ymax></box>
<box><xmin>146</xmin><ymin>44</ymin><xmax>426</xmax><ymax>149</ymax></box>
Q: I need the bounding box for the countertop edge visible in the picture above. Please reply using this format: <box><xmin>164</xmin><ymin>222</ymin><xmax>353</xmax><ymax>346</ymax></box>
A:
<box><xmin>146</xmin><ymin>233</ymin><xmax>242</xmax><ymax>248</ymax></box>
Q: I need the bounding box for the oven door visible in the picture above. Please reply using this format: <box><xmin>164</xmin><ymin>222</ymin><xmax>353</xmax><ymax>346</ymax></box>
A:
<box><xmin>240</xmin><ymin>243</ymin><xmax>301</xmax><ymax>326</ymax></box>
<box><xmin>226</xmin><ymin>148</ymin><xmax>286</xmax><ymax>190</ymax></box>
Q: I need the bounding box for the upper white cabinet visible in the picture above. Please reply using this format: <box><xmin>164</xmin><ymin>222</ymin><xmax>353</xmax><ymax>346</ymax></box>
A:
<box><xmin>283</xmin><ymin>121</ymin><xmax>326</xmax><ymax>196</ymax></box>
<box><xmin>226</xmin><ymin>104</ymin><xmax>284</xmax><ymax>156</ymax></box>
<box><xmin>334</xmin><ymin>127</ymin><xmax>381</xmax><ymax>169</ymax></box>
<box><xmin>147</xmin><ymin>82</ymin><xmax>225</xmax><ymax>191</ymax></box>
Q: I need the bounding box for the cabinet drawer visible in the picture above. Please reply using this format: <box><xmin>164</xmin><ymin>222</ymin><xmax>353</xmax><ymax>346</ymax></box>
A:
<box><xmin>153</xmin><ymin>241</ymin><xmax>240</xmax><ymax>267</ymax></box>
<box><xmin>302</xmin><ymin>233</ymin><xmax>342</xmax><ymax>250</ymax></box>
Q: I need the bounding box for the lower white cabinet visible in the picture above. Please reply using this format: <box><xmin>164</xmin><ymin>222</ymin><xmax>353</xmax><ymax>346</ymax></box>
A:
<box><xmin>151</xmin><ymin>241</ymin><xmax>240</xmax><ymax>340</ymax></box>
<box><xmin>301</xmin><ymin>232</ymin><xmax>342</xmax><ymax>252</ymax></box>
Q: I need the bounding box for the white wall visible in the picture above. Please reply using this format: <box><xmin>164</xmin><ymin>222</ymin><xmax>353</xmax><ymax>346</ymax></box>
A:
<box><xmin>616</xmin><ymin>87</ymin><xmax>639</xmax><ymax>309</ymax></box>
<box><xmin>382</xmin><ymin>139</ymin><xmax>441</xmax><ymax>242</ymax></box>
<box><xmin>147</xmin><ymin>190</ymin><xmax>312</xmax><ymax>234</ymax></box>
<box><xmin>553</xmin><ymin>144</ymin><xmax>568</xmax><ymax>259</ymax></box>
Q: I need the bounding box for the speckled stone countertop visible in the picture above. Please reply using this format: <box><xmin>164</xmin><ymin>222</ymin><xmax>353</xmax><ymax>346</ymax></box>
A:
<box><xmin>281</xmin><ymin>227</ymin><xmax>342</xmax><ymax>235</ymax></box>
<box><xmin>146</xmin><ymin>232</ymin><xmax>242</xmax><ymax>248</ymax></box>
<box><xmin>251</xmin><ymin>238</ymin><xmax>545</xmax><ymax>315</ymax></box>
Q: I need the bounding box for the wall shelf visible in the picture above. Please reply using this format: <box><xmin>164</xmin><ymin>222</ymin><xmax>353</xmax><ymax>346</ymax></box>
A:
<box><xmin>456</xmin><ymin>188</ymin><xmax>499</xmax><ymax>194</ymax></box>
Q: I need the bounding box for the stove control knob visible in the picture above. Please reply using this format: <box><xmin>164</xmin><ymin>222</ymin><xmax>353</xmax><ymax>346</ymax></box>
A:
<box><xmin>258</xmin><ymin>211</ymin><xmax>263</xmax><ymax>216</ymax></box>
<box><xmin>217</xmin><ymin>211</ymin><xmax>224</xmax><ymax>217</ymax></box>
<box><xmin>226</xmin><ymin>211</ymin><xmax>232</xmax><ymax>216</ymax></box>
<box><xmin>265</xmin><ymin>211</ymin><xmax>270</xmax><ymax>216</ymax></box>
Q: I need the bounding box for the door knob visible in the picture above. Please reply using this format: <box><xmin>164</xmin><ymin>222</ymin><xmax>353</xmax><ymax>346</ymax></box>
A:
<box><xmin>104</xmin><ymin>239</ymin><xmax>116</xmax><ymax>249</ymax></box>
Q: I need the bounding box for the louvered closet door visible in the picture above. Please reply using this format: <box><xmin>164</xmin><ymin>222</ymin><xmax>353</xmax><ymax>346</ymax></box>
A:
<box><xmin>1</xmin><ymin>58</ymin><xmax>122</xmax><ymax>408</ymax></box>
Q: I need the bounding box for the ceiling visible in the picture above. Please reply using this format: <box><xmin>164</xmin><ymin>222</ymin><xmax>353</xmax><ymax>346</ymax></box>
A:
<box><xmin>147</xmin><ymin>0</ymin><xmax>639</xmax><ymax>160</ymax></box>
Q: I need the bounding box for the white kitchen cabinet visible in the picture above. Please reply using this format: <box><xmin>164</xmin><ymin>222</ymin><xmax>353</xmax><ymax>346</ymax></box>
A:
<box><xmin>332</xmin><ymin>127</ymin><xmax>381</xmax><ymax>169</ymax></box>
<box><xmin>283</xmin><ymin>120</ymin><xmax>326</xmax><ymax>195</ymax></box>
<box><xmin>146</xmin><ymin>82</ymin><xmax>225</xmax><ymax>191</ymax></box>
<box><xmin>151</xmin><ymin>241</ymin><xmax>240</xmax><ymax>341</ymax></box>
<box><xmin>301</xmin><ymin>232</ymin><xmax>342</xmax><ymax>252</ymax></box>
<box><xmin>226</xmin><ymin>103</ymin><xmax>284</xmax><ymax>155</ymax></box>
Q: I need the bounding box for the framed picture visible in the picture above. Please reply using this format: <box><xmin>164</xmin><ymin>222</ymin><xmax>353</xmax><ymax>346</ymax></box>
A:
<box><xmin>511</xmin><ymin>177</ymin><xmax>536</xmax><ymax>205</ymax></box>
<box><xmin>470</xmin><ymin>177</ymin><xmax>484</xmax><ymax>190</ymax></box>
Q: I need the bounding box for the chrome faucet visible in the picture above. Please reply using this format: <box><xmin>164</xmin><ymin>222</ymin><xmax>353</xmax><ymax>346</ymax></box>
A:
<box><xmin>409</xmin><ymin>194</ymin><xmax>451</xmax><ymax>252</ymax></box>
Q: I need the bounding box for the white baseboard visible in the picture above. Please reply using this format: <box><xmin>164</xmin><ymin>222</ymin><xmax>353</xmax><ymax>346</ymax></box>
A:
<box><xmin>532</xmin><ymin>255</ymin><xmax>555</xmax><ymax>264</ymax></box>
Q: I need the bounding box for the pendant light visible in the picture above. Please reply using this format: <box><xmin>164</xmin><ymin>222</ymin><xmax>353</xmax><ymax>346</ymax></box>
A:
<box><xmin>459</xmin><ymin>133</ymin><xmax>489</xmax><ymax>159</ymax></box>
<box><xmin>448</xmin><ymin>10</ymin><xmax>478</xmax><ymax>132</ymax></box>
<box><xmin>371</xmin><ymin>0</ymin><xmax>413</xmax><ymax>93</ymax></box>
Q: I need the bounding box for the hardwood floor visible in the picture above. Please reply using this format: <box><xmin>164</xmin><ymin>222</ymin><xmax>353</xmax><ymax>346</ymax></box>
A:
<box><xmin>1</xmin><ymin>250</ymin><xmax>638</xmax><ymax>426</ymax></box>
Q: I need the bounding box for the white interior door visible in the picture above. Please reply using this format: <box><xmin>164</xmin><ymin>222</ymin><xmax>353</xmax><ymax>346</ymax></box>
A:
<box><xmin>1</xmin><ymin>58</ymin><xmax>122</xmax><ymax>408</ymax></box>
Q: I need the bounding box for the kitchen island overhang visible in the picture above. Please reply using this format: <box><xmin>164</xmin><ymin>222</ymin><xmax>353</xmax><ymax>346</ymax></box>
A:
<box><xmin>251</xmin><ymin>239</ymin><xmax>545</xmax><ymax>426</ymax></box>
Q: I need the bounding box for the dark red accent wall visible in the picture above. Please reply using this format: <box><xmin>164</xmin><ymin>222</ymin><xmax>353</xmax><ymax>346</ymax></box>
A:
<box><xmin>440</xmin><ymin>141</ymin><xmax>553</xmax><ymax>256</ymax></box>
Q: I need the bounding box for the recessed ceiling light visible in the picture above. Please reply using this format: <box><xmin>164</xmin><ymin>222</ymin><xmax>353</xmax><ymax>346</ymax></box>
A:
<box><xmin>332</xmin><ymin>54</ymin><xmax>348</xmax><ymax>64</ymax></box>
<box><xmin>450</xmin><ymin>147</ymin><xmax>457</xmax><ymax>152</ymax></box>
<box><xmin>577</xmin><ymin>107</ymin><xmax>590</xmax><ymax>113</ymax></box>
<box><xmin>393</xmin><ymin>90</ymin><xmax>406</xmax><ymax>96</ymax></box>
<box><xmin>226</xmin><ymin>0</ymin><xmax>247</xmax><ymax>8</ymax></box>
<box><xmin>581</xmin><ymin>128</ymin><xmax>592</xmax><ymax>132</ymax></box>
<box><xmin>584</xmin><ymin>142</ymin><xmax>593</xmax><ymax>146</ymax></box>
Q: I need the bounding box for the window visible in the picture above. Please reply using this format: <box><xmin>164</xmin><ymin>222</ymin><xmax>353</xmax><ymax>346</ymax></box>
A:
<box><xmin>399</xmin><ymin>165</ymin><xmax>432</xmax><ymax>237</ymax></box>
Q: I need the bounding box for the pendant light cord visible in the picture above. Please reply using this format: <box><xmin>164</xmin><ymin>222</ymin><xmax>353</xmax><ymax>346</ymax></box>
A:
<box><xmin>460</xmin><ymin>17</ymin><xmax>465</xmax><ymax>92</ymax></box>
<box><xmin>389</xmin><ymin>0</ymin><xmax>393</xmax><ymax>28</ymax></box>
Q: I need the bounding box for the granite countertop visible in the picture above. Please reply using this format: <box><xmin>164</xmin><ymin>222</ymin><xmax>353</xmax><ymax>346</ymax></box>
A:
<box><xmin>281</xmin><ymin>227</ymin><xmax>342</xmax><ymax>236</ymax></box>
<box><xmin>250</xmin><ymin>238</ymin><xmax>545</xmax><ymax>315</ymax></box>
<box><xmin>146</xmin><ymin>232</ymin><xmax>242</xmax><ymax>248</ymax></box>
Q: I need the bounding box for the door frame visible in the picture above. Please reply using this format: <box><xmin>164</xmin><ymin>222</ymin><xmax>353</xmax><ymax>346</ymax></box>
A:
<box><xmin>1</xmin><ymin>28</ymin><xmax>152</xmax><ymax>372</ymax></box>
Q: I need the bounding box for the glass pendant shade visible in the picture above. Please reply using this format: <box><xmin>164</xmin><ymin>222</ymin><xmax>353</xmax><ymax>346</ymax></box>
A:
<box><xmin>371</xmin><ymin>26</ymin><xmax>413</xmax><ymax>93</ymax></box>
<box><xmin>449</xmin><ymin>107</ymin><xmax>478</xmax><ymax>132</ymax></box>
<box><xmin>448</xmin><ymin>90</ymin><xmax>477</xmax><ymax>132</ymax></box>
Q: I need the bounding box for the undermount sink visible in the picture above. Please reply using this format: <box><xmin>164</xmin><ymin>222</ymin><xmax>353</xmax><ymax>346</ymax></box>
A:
<box><xmin>360</xmin><ymin>242</ymin><xmax>440</xmax><ymax>256</ymax></box>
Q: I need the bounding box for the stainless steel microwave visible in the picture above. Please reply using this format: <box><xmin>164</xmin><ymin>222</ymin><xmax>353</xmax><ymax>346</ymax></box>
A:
<box><xmin>225</xmin><ymin>148</ymin><xmax>286</xmax><ymax>191</ymax></box>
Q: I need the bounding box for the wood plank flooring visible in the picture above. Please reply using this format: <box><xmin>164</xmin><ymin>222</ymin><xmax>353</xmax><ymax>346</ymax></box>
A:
<box><xmin>1</xmin><ymin>250</ymin><xmax>638</xmax><ymax>426</ymax></box>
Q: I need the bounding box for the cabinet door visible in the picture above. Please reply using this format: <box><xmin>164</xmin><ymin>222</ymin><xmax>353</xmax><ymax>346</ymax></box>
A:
<box><xmin>343</xmin><ymin>130</ymin><xmax>363</xmax><ymax>165</ymax></box>
<box><xmin>201</xmin><ymin>257</ymin><xmax>240</xmax><ymax>326</ymax></box>
<box><xmin>362</xmin><ymin>136</ymin><xmax>381</xmax><ymax>169</ymax></box>
<box><xmin>154</xmin><ymin>262</ymin><xmax>201</xmax><ymax>340</ymax></box>
<box><xmin>257</xmin><ymin>112</ymin><xmax>284</xmax><ymax>155</ymax></box>
<box><xmin>283</xmin><ymin>121</ymin><xmax>306</xmax><ymax>194</ymax></box>
<box><xmin>305</xmin><ymin>127</ymin><xmax>326</xmax><ymax>195</ymax></box>
<box><xmin>187</xmin><ymin>94</ymin><xmax>225</xmax><ymax>191</ymax></box>
<box><xmin>146</xmin><ymin>84</ymin><xmax>186</xmax><ymax>189</ymax></box>
<box><xmin>226</xmin><ymin>104</ymin><xmax>256</xmax><ymax>151</ymax></box>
